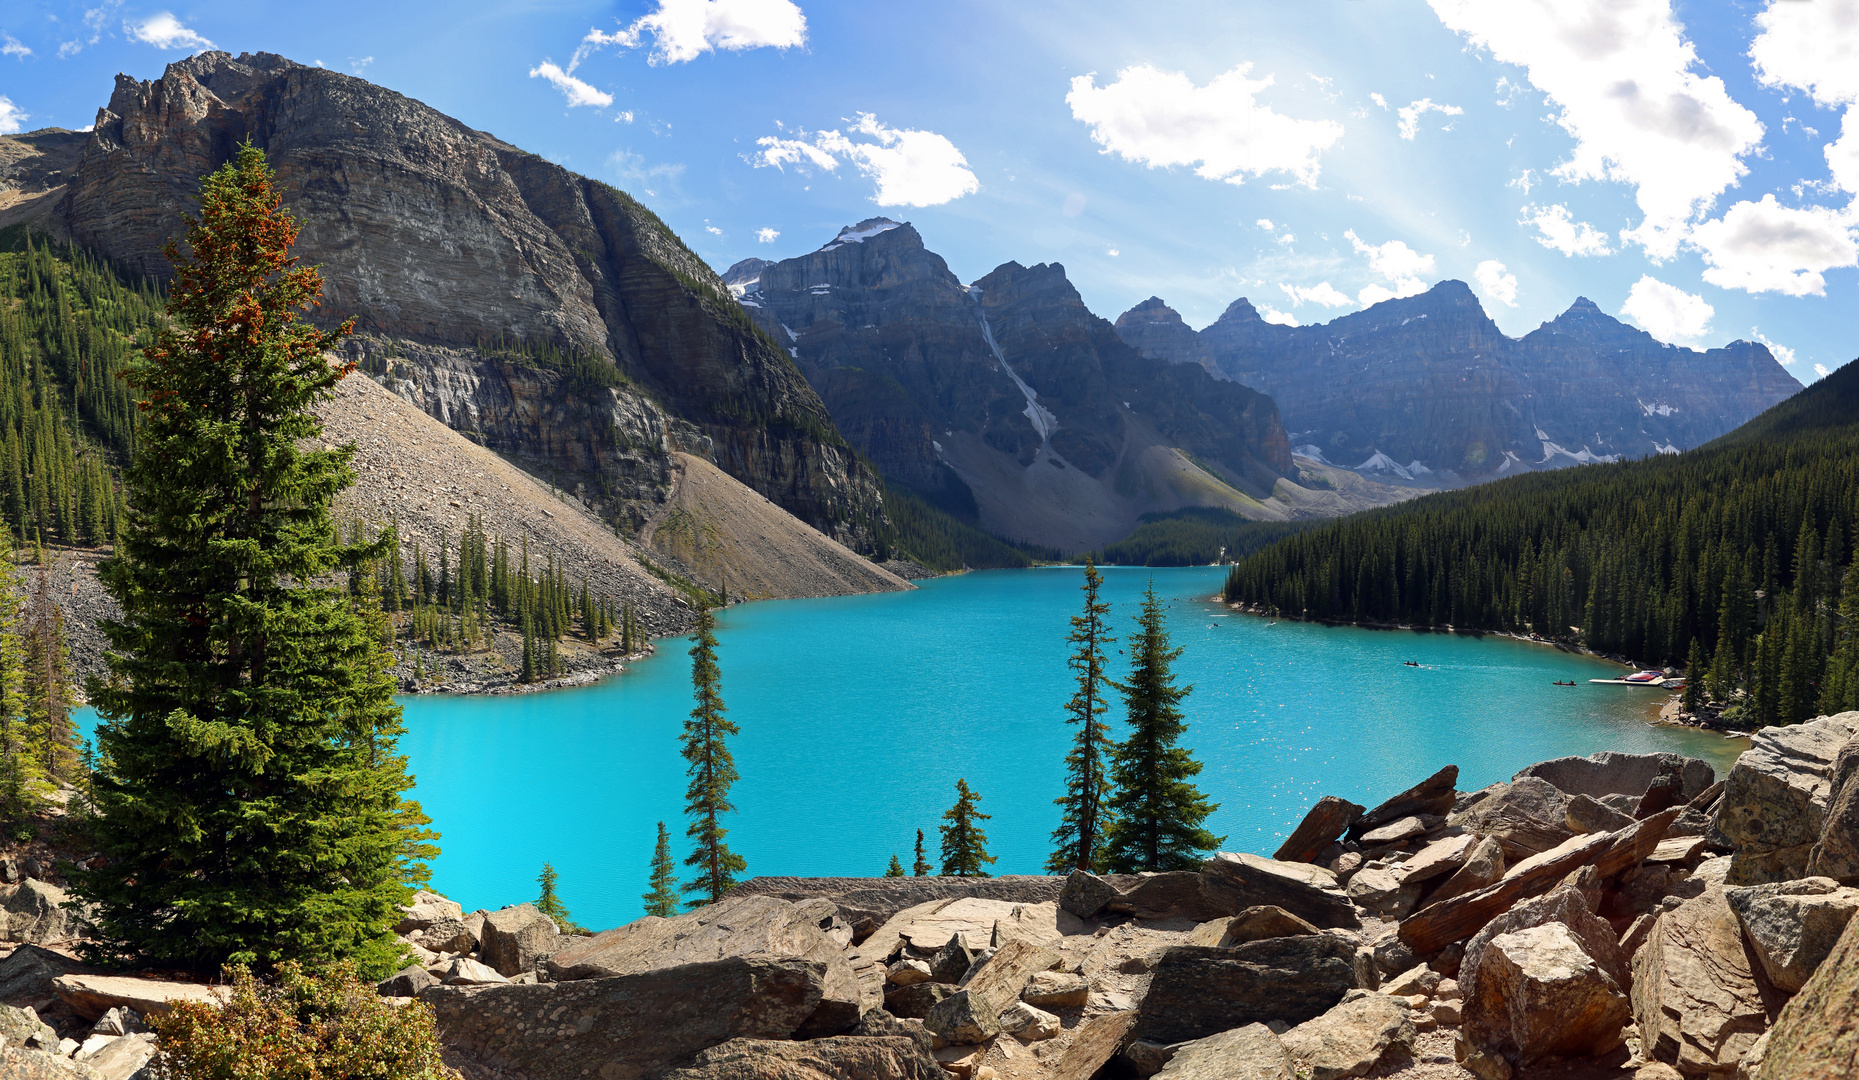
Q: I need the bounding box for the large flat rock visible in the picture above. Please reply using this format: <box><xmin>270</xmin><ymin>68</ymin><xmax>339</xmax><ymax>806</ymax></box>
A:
<box><xmin>1202</xmin><ymin>852</ymin><xmax>1360</xmax><ymax>929</ymax></box>
<box><xmin>51</xmin><ymin>974</ymin><xmax>226</xmax><ymax>1022</ymax></box>
<box><xmin>1631</xmin><ymin>886</ymin><xmax>1782</xmax><ymax>1076</ymax></box>
<box><xmin>1713</xmin><ymin>713</ymin><xmax>1859</xmax><ymax>885</ymax></box>
<box><xmin>1137</xmin><ymin>936</ymin><xmax>1360</xmax><ymax>1044</ymax></box>
<box><xmin>1518</xmin><ymin>751</ymin><xmax>1715</xmax><ymax>804</ymax></box>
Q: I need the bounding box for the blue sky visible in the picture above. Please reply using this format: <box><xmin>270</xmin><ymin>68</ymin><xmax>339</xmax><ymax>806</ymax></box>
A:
<box><xmin>3</xmin><ymin>0</ymin><xmax>1857</xmax><ymax>380</ymax></box>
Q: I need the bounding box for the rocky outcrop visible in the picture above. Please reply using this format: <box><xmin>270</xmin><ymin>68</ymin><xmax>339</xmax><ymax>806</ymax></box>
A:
<box><xmin>1632</xmin><ymin>886</ymin><xmax>1782</xmax><ymax>1076</ymax></box>
<box><xmin>658</xmin><ymin>1036</ymin><xmax>945</xmax><ymax>1080</ymax></box>
<box><xmin>476</xmin><ymin>904</ymin><xmax>559</xmax><ymax>977</ymax></box>
<box><xmin>1276</xmin><ymin>796</ymin><xmax>1364</xmax><ymax>863</ymax></box>
<box><xmin>1725</xmin><ymin>878</ymin><xmax>1859</xmax><ymax>993</ymax></box>
<box><xmin>1755</xmin><ymin>909</ymin><xmax>1859</xmax><ymax>1079</ymax></box>
<box><xmin>1808</xmin><ymin>727</ymin><xmax>1859</xmax><ymax>884</ymax></box>
<box><xmin>1279</xmin><ymin>989</ymin><xmax>1417</xmax><ymax>1079</ymax></box>
<box><xmin>1152</xmin><ymin>1022</ymin><xmax>1294</xmax><ymax>1080</ymax></box>
<box><xmin>736</xmin><ymin>222</ymin><xmax>1293</xmax><ymax>552</ymax></box>
<box><xmin>1116</xmin><ymin>286</ymin><xmax>1798</xmax><ymax>479</ymax></box>
<box><xmin>1350</xmin><ymin>765</ymin><xmax>1458</xmax><ymax>840</ymax></box>
<box><xmin>1202</xmin><ymin>852</ymin><xmax>1360</xmax><ymax>929</ymax></box>
<box><xmin>1519</xmin><ymin>751</ymin><xmax>1717</xmax><ymax>805</ymax></box>
<box><xmin>1466</xmin><ymin>921</ymin><xmax>1632</xmax><ymax>1067</ymax></box>
<box><xmin>50</xmin><ymin>975</ymin><xmax>225</xmax><ymax>1022</ymax></box>
<box><xmin>923</xmin><ymin>937</ymin><xmax>1057</xmax><ymax>1044</ymax></box>
<box><xmin>57</xmin><ymin>51</ymin><xmax>886</xmax><ymax>553</ymax></box>
<box><xmin>1137</xmin><ymin>936</ymin><xmax>1361</xmax><ymax>1044</ymax></box>
<box><xmin>2</xmin><ymin>880</ymin><xmax>79</xmax><ymax>944</ymax></box>
<box><xmin>1711</xmin><ymin>713</ymin><xmax>1859</xmax><ymax>884</ymax></box>
<box><xmin>1449</xmin><ymin>777</ymin><xmax>1577</xmax><ymax>859</ymax></box>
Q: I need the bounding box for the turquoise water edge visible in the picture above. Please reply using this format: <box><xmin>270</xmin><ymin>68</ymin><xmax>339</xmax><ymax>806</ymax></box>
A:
<box><xmin>86</xmin><ymin>566</ymin><xmax>1742</xmax><ymax>930</ymax></box>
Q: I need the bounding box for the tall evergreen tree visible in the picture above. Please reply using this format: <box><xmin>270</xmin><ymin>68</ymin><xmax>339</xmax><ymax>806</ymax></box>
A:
<box><xmin>1048</xmin><ymin>557</ymin><xmax>1115</xmax><ymax>873</ymax></box>
<box><xmin>1682</xmin><ymin>637</ymin><xmax>1705</xmax><ymax>714</ymax></box>
<box><xmin>0</xmin><ymin>536</ymin><xmax>34</xmax><ymax>823</ymax></box>
<box><xmin>68</xmin><ymin>144</ymin><xmax>437</xmax><ymax>975</ymax></box>
<box><xmin>1100</xmin><ymin>581</ymin><xmax>1223</xmax><ymax>872</ymax></box>
<box><xmin>642</xmin><ymin>821</ymin><xmax>680</xmax><ymax>917</ymax></box>
<box><xmin>681</xmin><ymin>604</ymin><xmax>745</xmax><ymax>906</ymax></box>
<box><xmin>912</xmin><ymin>828</ymin><xmax>931</xmax><ymax>877</ymax></box>
<box><xmin>535</xmin><ymin>862</ymin><xmax>575</xmax><ymax>931</ymax></box>
<box><xmin>884</xmin><ymin>854</ymin><xmax>905</xmax><ymax>877</ymax></box>
<box><xmin>940</xmin><ymin>779</ymin><xmax>996</xmax><ymax>878</ymax></box>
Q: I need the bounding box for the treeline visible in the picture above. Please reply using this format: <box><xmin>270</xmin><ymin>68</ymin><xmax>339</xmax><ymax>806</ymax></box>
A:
<box><xmin>1097</xmin><ymin>508</ymin><xmax>1313</xmax><ymax>567</ymax></box>
<box><xmin>0</xmin><ymin>542</ymin><xmax>84</xmax><ymax>824</ymax></box>
<box><xmin>0</xmin><ymin>228</ymin><xmax>148</xmax><ymax>547</ymax></box>
<box><xmin>879</xmin><ymin>483</ymin><xmax>1045</xmax><ymax>572</ymax></box>
<box><xmin>352</xmin><ymin>513</ymin><xmax>644</xmax><ymax>683</ymax></box>
<box><xmin>1223</xmin><ymin>361</ymin><xmax>1859</xmax><ymax>729</ymax></box>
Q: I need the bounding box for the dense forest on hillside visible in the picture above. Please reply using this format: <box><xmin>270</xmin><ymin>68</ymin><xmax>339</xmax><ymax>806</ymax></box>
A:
<box><xmin>1224</xmin><ymin>361</ymin><xmax>1859</xmax><ymax>729</ymax></box>
<box><xmin>1097</xmin><ymin>508</ymin><xmax>1312</xmax><ymax>567</ymax></box>
<box><xmin>0</xmin><ymin>227</ymin><xmax>144</xmax><ymax>546</ymax></box>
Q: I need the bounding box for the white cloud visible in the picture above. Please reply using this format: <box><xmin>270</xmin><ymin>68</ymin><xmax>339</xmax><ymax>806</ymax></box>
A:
<box><xmin>1428</xmin><ymin>0</ymin><xmax>1764</xmax><ymax>260</ymax></box>
<box><xmin>1619</xmin><ymin>274</ymin><xmax>1713</xmax><ymax>344</ymax></box>
<box><xmin>3</xmin><ymin>34</ymin><xmax>31</xmax><ymax>59</ymax></box>
<box><xmin>705</xmin><ymin>223</ymin><xmax>723</xmax><ymax>236</ymax></box>
<box><xmin>754</xmin><ymin>113</ymin><xmax>979</xmax><ymax>207</ymax></box>
<box><xmin>1279</xmin><ymin>282</ymin><xmax>1354</xmax><ymax>308</ymax></box>
<box><xmin>0</xmin><ymin>97</ymin><xmax>25</xmax><ymax>135</ymax></box>
<box><xmin>60</xmin><ymin>0</ymin><xmax>121</xmax><ymax>57</ymax></box>
<box><xmin>1357</xmin><ymin>281</ymin><xmax>1430</xmax><ymax>306</ymax></box>
<box><xmin>349</xmin><ymin>56</ymin><xmax>373</xmax><ymax>74</ymax></box>
<box><xmin>127</xmin><ymin>12</ymin><xmax>211</xmax><ymax>50</ymax></box>
<box><xmin>1256</xmin><ymin>218</ymin><xmax>1275</xmax><ymax>231</ymax></box>
<box><xmin>1396</xmin><ymin>98</ymin><xmax>1462</xmax><ymax>140</ymax></box>
<box><xmin>1066</xmin><ymin>63</ymin><xmax>1344</xmax><ymax>188</ymax></box>
<box><xmin>1106</xmin><ymin>247</ymin><xmax>1120</xmax><ymax>257</ymax></box>
<box><xmin>1688</xmin><ymin>195</ymin><xmax>1858</xmax><ymax>297</ymax></box>
<box><xmin>1369</xmin><ymin>92</ymin><xmax>1389</xmax><ymax>110</ymax></box>
<box><xmin>1828</xmin><ymin>112</ymin><xmax>1859</xmax><ymax>196</ymax></box>
<box><xmin>1258</xmin><ymin>304</ymin><xmax>1300</xmax><ymax>326</ymax></box>
<box><xmin>756</xmin><ymin>227</ymin><xmax>779</xmax><ymax>243</ymax></box>
<box><xmin>1816</xmin><ymin>363</ymin><xmax>1833</xmax><ymax>380</ymax></box>
<box><xmin>1509</xmin><ymin>169</ymin><xmax>1537</xmax><ymax>195</ymax></box>
<box><xmin>616</xmin><ymin>110</ymin><xmax>635</xmax><ymax>124</ymax></box>
<box><xmin>1346</xmin><ymin>229</ymin><xmax>1436</xmax><ymax>281</ymax></box>
<box><xmin>1475</xmin><ymin>259</ymin><xmax>1520</xmax><ymax>306</ymax></box>
<box><xmin>1750</xmin><ymin>0</ymin><xmax>1859</xmax><ymax>195</ymax></box>
<box><xmin>1276</xmin><ymin>232</ymin><xmax>1296</xmax><ymax>245</ymax></box>
<box><xmin>574</xmin><ymin>0</ymin><xmax>806</xmax><ymax>67</ymax></box>
<box><xmin>529</xmin><ymin>62</ymin><xmax>614</xmax><ymax>108</ymax></box>
<box><xmin>1520</xmin><ymin>203</ymin><xmax>1614</xmax><ymax>256</ymax></box>
<box><xmin>1752</xmin><ymin>332</ymin><xmax>1797</xmax><ymax>368</ymax></box>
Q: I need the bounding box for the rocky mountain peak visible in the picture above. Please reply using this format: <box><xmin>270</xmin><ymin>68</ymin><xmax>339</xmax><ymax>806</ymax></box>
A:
<box><xmin>1113</xmin><ymin>296</ymin><xmax>1186</xmax><ymax>329</ymax></box>
<box><xmin>1217</xmin><ymin>297</ymin><xmax>1265</xmax><ymax>325</ymax></box>
<box><xmin>722</xmin><ymin>258</ymin><xmax>772</xmax><ymax>287</ymax></box>
<box><xmin>820</xmin><ymin>218</ymin><xmax>905</xmax><ymax>251</ymax></box>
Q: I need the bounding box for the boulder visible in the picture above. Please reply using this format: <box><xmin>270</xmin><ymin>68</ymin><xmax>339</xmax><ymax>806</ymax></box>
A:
<box><xmin>544</xmin><ymin>894</ymin><xmax>861</xmax><ymax>1037</ymax></box>
<box><xmin>882</xmin><ymin>982</ymin><xmax>952</xmax><ymax>1019</ymax></box>
<box><xmin>51</xmin><ymin>974</ymin><xmax>226</xmax><ymax>1022</ymax></box>
<box><xmin>0</xmin><ymin>1047</ymin><xmax>103</xmax><ymax>1080</ymax></box>
<box><xmin>1724</xmin><ymin>877</ymin><xmax>1859</xmax><ymax>993</ymax></box>
<box><xmin>1460</xmin><ymin>884</ymin><xmax>1630</xmax><ymax>1020</ymax></box>
<box><xmin>927</xmin><ymin>935</ymin><xmax>976</xmax><ymax>984</ymax></box>
<box><xmin>423</xmin><ymin>956</ymin><xmax>825</xmax><ymax>1080</ymax></box>
<box><xmin>439</xmin><ymin>956</ymin><xmax>509</xmax><ymax>985</ymax></box>
<box><xmin>1518</xmin><ymin>751</ymin><xmax>1716</xmax><ymax>804</ymax></box>
<box><xmin>0</xmin><ymin>944</ymin><xmax>102</xmax><ymax>1011</ymax></box>
<box><xmin>1397</xmin><ymin>833</ymin><xmax>1478</xmax><ymax>885</ymax></box>
<box><xmin>75</xmin><ymin>1032</ymin><xmax>157</xmax><ymax>1080</ymax></box>
<box><xmin>1424</xmin><ymin>835</ymin><xmax>1506</xmax><ymax>907</ymax></box>
<box><xmin>1808</xmin><ymin>724</ymin><xmax>1859</xmax><ymax>884</ymax></box>
<box><xmin>922</xmin><ymin>937</ymin><xmax>1056</xmax><ymax>1045</ymax></box>
<box><xmin>395</xmin><ymin>889</ymin><xmax>465</xmax><ymax>933</ymax></box>
<box><xmin>1187</xmin><ymin>905</ymin><xmax>1319</xmax><ymax>947</ymax></box>
<box><xmin>1711</xmin><ymin>713</ymin><xmax>1859</xmax><ymax>885</ymax></box>
<box><xmin>1276</xmin><ymin>796</ymin><xmax>1365</xmax><ymax>863</ymax></box>
<box><xmin>1059</xmin><ymin>868</ymin><xmax>1119</xmax><ymax>919</ymax></box>
<box><xmin>1020</xmin><ymin>969</ymin><xmax>1089</xmax><ymax>1008</ymax></box>
<box><xmin>1640</xmin><ymin>762</ymin><xmax>1689</xmax><ymax>820</ymax></box>
<box><xmin>90</xmin><ymin>1007</ymin><xmax>143</xmax><ymax>1037</ymax></box>
<box><xmin>1382</xmin><ymin>964</ymin><xmax>1441</xmax><ymax>997</ymax></box>
<box><xmin>1280</xmin><ymin>989</ymin><xmax>1416</xmax><ymax>1080</ymax></box>
<box><xmin>886</xmin><ymin>897</ymin><xmax>1075</xmax><ymax>952</ymax></box>
<box><xmin>1114</xmin><ymin>871</ymin><xmax>1230</xmax><ymax>922</ymax></box>
<box><xmin>1349</xmin><ymin>765</ymin><xmax>1459</xmax><ymax>841</ymax></box>
<box><xmin>1755</xmin><ymin>906</ymin><xmax>1859</xmax><ymax>1079</ymax></box>
<box><xmin>1202</xmin><ymin>852</ymin><xmax>1361</xmax><ymax>929</ymax></box>
<box><xmin>1632</xmin><ymin>886</ymin><xmax>1780</xmax><ymax>1076</ymax></box>
<box><xmin>1465</xmin><ymin>921</ymin><xmax>1632</xmax><ymax>1067</ymax></box>
<box><xmin>1358</xmin><ymin>815</ymin><xmax>1436</xmax><ymax>846</ymax></box>
<box><xmin>477</xmin><ymin>903</ymin><xmax>560</xmax><ymax>977</ymax></box>
<box><xmin>998</xmin><ymin>1000</ymin><xmax>1060</xmax><ymax>1041</ymax></box>
<box><xmin>377</xmin><ymin>964</ymin><xmax>439</xmax><ymax>997</ymax></box>
<box><xmin>1569</xmin><ymin>793</ymin><xmax>1639</xmax><ymax>835</ymax></box>
<box><xmin>1153</xmin><ymin>1022</ymin><xmax>1295</xmax><ymax>1080</ymax></box>
<box><xmin>1</xmin><ymin>1003</ymin><xmax>58</xmax><ymax>1051</ymax></box>
<box><xmin>1049</xmin><ymin>1010</ymin><xmax>1138</xmax><ymax>1080</ymax></box>
<box><xmin>417</xmin><ymin>916</ymin><xmax>477</xmax><ymax>955</ymax></box>
<box><xmin>1346</xmin><ymin>867</ymin><xmax>1418</xmax><ymax>919</ymax></box>
<box><xmin>1137</xmin><ymin>936</ymin><xmax>1361</xmax><ymax>1044</ymax></box>
<box><xmin>1</xmin><ymin>880</ymin><xmax>76</xmax><ymax>944</ymax></box>
<box><xmin>887</xmin><ymin>959</ymin><xmax>932</xmax><ymax>986</ymax></box>
<box><xmin>1450</xmin><ymin>776</ymin><xmax>1577</xmax><ymax>859</ymax></box>
<box><xmin>657</xmin><ymin>1035</ymin><xmax>946</xmax><ymax>1080</ymax></box>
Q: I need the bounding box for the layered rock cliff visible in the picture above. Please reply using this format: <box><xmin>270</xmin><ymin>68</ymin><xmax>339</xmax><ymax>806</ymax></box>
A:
<box><xmin>53</xmin><ymin>51</ymin><xmax>885</xmax><ymax>550</ymax></box>
<box><xmin>1118</xmin><ymin>284</ymin><xmax>1801</xmax><ymax>480</ymax></box>
<box><xmin>732</xmin><ymin>220</ymin><xmax>1296</xmax><ymax>551</ymax></box>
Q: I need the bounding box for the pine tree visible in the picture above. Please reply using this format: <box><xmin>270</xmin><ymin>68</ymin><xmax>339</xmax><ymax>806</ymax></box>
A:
<box><xmin>0</xmin><ymin>533</ymin><xmax>35</xmax><ymax>823</ymax></box>
<box><xmin>535</xmin><ymin>862</ymin><xmax>578</xmax><ymax>933</ymax></box>
<box><xmin>1100</xmin><ymin>580</ymin><xmax>1223</xmax><ymax>872</ymax></box>
<box><xmin>681</xmin><ymin>604</ymin><xmax>745</xmax><ymax>906</ymax></box>
<box><xmin>1048</xmin><ymin>557</ymin><xmax>1115</xmax><ymax>873</ymax></box>
<box><xmin>643</xmin><ymin>821</ymin><xmax>681</xmax><ymax>917</ymax></box>
<box><xmin>520</xmin><ymin>616</ymin><xmax>537</xmax><ymax>684</ymax></box>
<box><xmin>884</xmin><ymin>854</ymin><xmax>905</xmax><ymax>877</ymax></box>
<box><xmin>912</xmin><ymin>828</ymin><xmax>931</xmax><ymax>877</ymax></box>
<box><xmin>69</xmin><ymin>144</ymin><xmax>437</xmax><ymax>976</ymax></box>
<box><xmin>24</xmin><ymin>558</ymin><xmax>77</xmax><ymax>783</ymax></box>
<box><xmin>1683</xmin><ymin>637</ymin><xmax>1705</xmax><ymax>714</ymax></box>
<box><xmin>940</xmin><ymin>779</ymin><xmax>996</xmax><ymax>878</ymax></box>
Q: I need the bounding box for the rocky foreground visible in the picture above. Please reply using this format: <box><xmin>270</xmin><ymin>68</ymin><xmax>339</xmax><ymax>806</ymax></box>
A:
<box><xmin>6</xmin><ymin>713</ymin><xmax>1859</xmax><ymax>1078</ymax></box>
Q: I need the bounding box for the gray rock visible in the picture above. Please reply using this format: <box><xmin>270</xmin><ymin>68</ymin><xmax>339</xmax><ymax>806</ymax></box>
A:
<box><xmin>1712</xmin><ymin>712</ymin><xmax>1859</xmax><ymax>885</ymax></box>
<box><xmin>417</xmin><ymin>916</ymin><xmax>477</xmax><ymax>956</ymax></box>
<box><xmin>882</xmin><ymin>982</ymin><xmax>952</xmax><ymax>1019</ymax></box>
<box><xmin>1518</xmin><ymin>751</ymin><xmax>1715</xmax><ymax>803</ymax></box>
<box><xmin>1601</xmin><ymin>793</ymin><xmax>1640</xmax><ymax>815</ymax></box>
<box><xmin>0</xmin><ymin>944</ymin><xmax>101</xmax><ymax>1011</ymax></box>
<box><xmin>1669</xmin><ymin>806</ymin><xmax>1716</xmax><ymax>839</ymax></box>
<box><xmin>657</xmin><ymin>1035</ymin><xmax>947</xmax><ymax>1080</ymax></box>
<box><xmin>1752</xmin><ymin>907</ymin><xmax>1859</xmax><ymax>1080</ymax></box>
<box><xmin>999</xmin><ymin>1000</ymin><xmax>1061</xmax><ymax>1041</ymax></box>
<box><xmin>1021</xmin><ymin>969</ymin><xmax>1089</xmax><ymax>1007</ymax></box>
<box><xmin>1466</xmin><ymin>922</ymin><xmax>1631</xmax><ymax>1067</ymax></box>
<box><xmin>1059</xmin><ymin>868</ymin><xmax>1120</xmax><ymax>919</ymax></box>
<box><xmin>1153</xmin><ymin>1022</ymin><xmax>1295</xmax><ymax>1080</ymax></box>
<box><xmin>1122</xmin><ymin>1040</ymin><xmax>1178</xmax><ymax>1077</ymax></box>
<box><xmin>422</xmin><ymin>957</ymin><xmax>825</xmax><ymax>1080</ymax></box>
<box><xmin>0</xmin><ymin>1004</ymin><xmax>59</xmax><ymax>1052</ymax></box>
<box><xmin>1115</xmin><ymin>871</ymin><xmax>1230</xmax><ymax>922</ymax></box>
<box><xmin>886</xmin><ymin>959</ymin><xmax>932</xmax><ymax>986</ymax></box>
<box><xmin>1639</xmin><ymin>762</ymin><xmax>1689</xmax><ymax>820</ymax></box>
<box><xmin>544</xmin><ymin>894</ymin><xmax>861</xmax><ymax>1038</ymax></box>
<box><xmin>1567</xmin><ymin>793</ymin><xmax>1638</xmax><ymax>835</ymax></box>
<box><xmin>1187</xmin><ymin>905</ymin><xmax>1319</xmax><ymax>948</ymax></box>
<box><xmin>1346</xmin><ymin>868</ymin><xmax>1419</xmax><ymax>920</ymax></box>
<box><xmin>439</xmin><ymin>956</ymin><xmax>508</xmax><ymax>985</ymax></box>
<box><xmin>0</xmin><ymin>1047</ymin><xmax>104</xmax><ymax>1080</ymax></box>
<box><xmin>1449</xmin><ymin>776</ymin><xmax>1576</xmax><ymax>860</ymax></box>
<box><xmin>1358</xmin><ymin>815</ymin><xmax>1436</xmax><ymax>846</ymax></box>
<box><xmin>76</xmin><ymin>1032</ymin><xmax>157</xmax><ymax>1080</ymax></box>
<box><xmin>1808</xmin><ymin>724</ymin><xmax>1859</xmax><ymax>885</ymax></box>
<box><xmin>89</xmin><ymin>1008</ymin><xmax>142</xmax><ymax>1037</ymax></box>
<box><xmin>1</xmin><ymin>880</ymin><xmax>76</xmax><ymax>944</ymax></box>
<box><xmin>476</xmin><ymin>902</ymin><xmax>560</xmax><ymax>977</ymax></box>
<box><xmin>394</xmin><ymin>889</ymin><xmax>464</xmax><ymax>933</ymax></box>
<box><xmin>376</xmin><ymin>964</ymin><xmax>439</xmax><ymax>997</ymax></box>
<box><xmin>1280</xmin><ymin>989</ymin><xmax>1417</xmax><ymax>1080</ymax></box>
<box><xmin>1137</xmin><ymin>936</ymin><xmax>1362</xmax><ymax>1044</ymax></box>
<box><xmin>1202</xmin><ymin>851</ymin><xmax>1361</xmax><ymax>930</ymax></box>
<box><xmin>1350</xmin><ymin>765</ymin><xmax>1459</xmax><ymax>841</ymax></box>
<box><xmin>927</xmin><ymin>934</ymin><xmax>975</xmax><ymax>984</ymax></box>
<box><xmin>1423</xmin><ymin>835</ymin><xmax>1506</xmax><ymax>908</ymax></box>
<box><xmin>1396</xmin><ymin>833</ymin><xmax>1478</xmax><ymax>884</ymax></box>
<box><xmin>1725</xmin><ymin>877</ymin><xmax>1859</xmax><ymax>993</ymax></box>
<box><xmin>1459</xmin><ymin>883</ymin><xmax>1628</xmax><ymax>1016</ymax></box>
<box><xmin>1277</xmin><ymin>796</ymin><xmax>1366</xmax><ymax>864</ymax></box>
<box><xmin>923</xmin><ymin>937</ymin><xmax>1056</xmax><ymax>1045</ymax></box>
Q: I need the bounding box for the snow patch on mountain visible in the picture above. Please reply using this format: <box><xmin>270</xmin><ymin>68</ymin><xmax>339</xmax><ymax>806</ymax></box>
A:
<box><xmin>1638</xmin><ymin>399</ymin><xmax>1679</xmax><ymax>417</ymax></box>
<box><xmin>1293</xmin><ymin>444</ymin><xmax>1330</xmax><ymax>464</ymax></box>
<box><xmin>1355</xmin><ymin>451</ymin><xmax>1415</xmax><ymax>480</ymax></box>
<box><xmin>820</xmin><ymin>218</ymin><xmax>903</xmax><ymax>251</ymax></box>
<box><xmin>970</xmin><ymin>286</ymin><xmax>1057</xmax><ymax>446</ymax></box>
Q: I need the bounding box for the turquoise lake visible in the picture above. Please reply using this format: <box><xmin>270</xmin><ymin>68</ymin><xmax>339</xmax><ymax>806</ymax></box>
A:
<box><xmin>80</xmin><ymin>565</ymin><xmax>1744</xmax><ymax>930</ymax></box>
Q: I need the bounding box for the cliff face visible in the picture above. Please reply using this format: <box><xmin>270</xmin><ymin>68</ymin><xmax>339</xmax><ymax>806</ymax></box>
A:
<box><xmin>1117</xmin><ymin>284</ymin><xmax>1802</xmax><ymax>479</ymax></box>
<box><xmin>57</xmin><ymin>51</ymin><xmax>885</xmax><ymax>550</ymax></box>
<box><xmin>735</xmin><ymin>220</ymin><xmax>1294</xmax><ymax>551</ymax></box>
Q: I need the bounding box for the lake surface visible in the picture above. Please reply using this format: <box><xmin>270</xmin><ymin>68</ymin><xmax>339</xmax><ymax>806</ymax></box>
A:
<box><xmin>380</xmin><ymin>566</ymin><xmax>1739</xmax><ymax>929</ymax></box>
